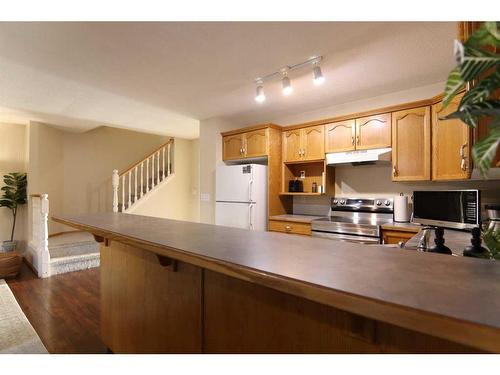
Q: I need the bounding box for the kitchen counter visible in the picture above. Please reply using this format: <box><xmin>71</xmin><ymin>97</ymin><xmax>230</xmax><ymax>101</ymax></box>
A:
<box><xmin>269</xmin><ymin>214</ymin><xmax>326</xmax><ymax>223</ymax></box>
<box><xmin>53</xmin><ymin>213</ymin><xmax>500</xmax><ymax>353</ymax></box>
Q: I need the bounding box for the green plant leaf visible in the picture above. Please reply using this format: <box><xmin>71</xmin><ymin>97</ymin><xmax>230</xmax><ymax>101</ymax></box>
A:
<box><xmin>442</xmin><ymin>100</ymin><xmax>500</xmax><ymax>127</ymax></box>
<box><xmin>466</xmin><ymin>22</ymin><xmax>500</xmax><ymax>48</ymax></box>
<box><xmin>483</xmin><ymin>227</ymin><xmax>500</xmax><ymax>258</ymax></box>
<box><xmin>472</xmin><ymin>126</ymin><xmax>500</xmax><ymax>177</ymax></box>
<box><xmin>460</xmin><ymin>70</ymin><xmax>500</xmax><ymax>105</ymax></box>
<box><xmin>459</xmin><ymin>46</ymin><xmax>500</xmax><ymax>83</ymax></box>
<box><xmin>443</xmin><ymin>67</ymin><xmax>464</xmax><ymax>108</ymax></box>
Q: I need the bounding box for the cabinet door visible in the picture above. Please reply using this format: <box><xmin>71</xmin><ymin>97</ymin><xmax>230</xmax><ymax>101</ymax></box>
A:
<box><xmin>355</xmin><ymin>113</ymin><xmax>391</xmax><ymax>150</ymax></box>
<box><xmin>283</xmin><ymin>129</ymin><xmax>302</xmax><ymax>162</ymax></box>
<box><xmin>391</xmin><ymin>107</ymin><xmax>431</xmax><ymax>181</ymax></box>
<box><xmin>432</xmin><ymin>94</ymin><xmax>471</xmax><ymax>180</ymax></box>
<box><xmin>223</xmin><ymin>134</ymin><xmax>245</xmax><ymax>161</ymax></box>
<box><xmin>244</xmin><ymin>129</ymin><xmax>268</xmax><ymax>158</ymax></box>
<box><xmin>325</xmin><ymin>120</ymin><xmax>356</xmax><ymax>153</ymax></box>
<box><xmin>302</xmin><ymin>125</ymin><xmax>325</xmax><ymax>161</ymax></box>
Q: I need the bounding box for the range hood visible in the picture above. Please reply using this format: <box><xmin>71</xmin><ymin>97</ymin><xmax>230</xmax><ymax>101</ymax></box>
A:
<box><xmin>326</xmin><ymin>147</ymin><xmax>392</xmax><ymax>166</ymax></box>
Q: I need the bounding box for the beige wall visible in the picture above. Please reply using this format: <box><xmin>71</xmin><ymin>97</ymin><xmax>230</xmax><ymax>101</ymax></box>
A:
<box><xmin>130</xmin><ymin>138</ymin><xmax>200</xmax><ymax>222</ymax></box>
<box><xmin>0</xmin><ymin>123</ymin><xmax>28</xmax><ymax>246</ymax></box>
<box><xmin>198</xmin><ymin>117</ymin><xmax>235</xmax><ymax>224</ymax></box>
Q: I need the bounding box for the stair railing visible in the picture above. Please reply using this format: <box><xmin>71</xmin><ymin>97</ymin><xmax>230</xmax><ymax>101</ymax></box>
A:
<box><xmin>112</xmin><ymin>139</ymin><xmax>174</xmax><ymax>213</ymax></box>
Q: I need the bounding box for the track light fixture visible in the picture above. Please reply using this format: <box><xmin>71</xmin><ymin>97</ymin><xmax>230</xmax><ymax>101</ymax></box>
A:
<box><xmin>253</xmin><ymin>56</ymin><xmax>324</xmax><ymax>102</ymax></box>
<box><xmin>254</xmin><ymin>80</ymin><xmax>265</xmax><ymax>103</ymax></box>
<box><xmin>281</xmin><ymin>70</ymin><xmax>293</xmax><ymax>96</ymax></box>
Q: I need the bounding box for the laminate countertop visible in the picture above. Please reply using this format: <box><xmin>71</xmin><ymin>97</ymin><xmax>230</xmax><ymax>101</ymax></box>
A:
<box><xmin>53</xmin><ymin>213</ymin><xmax>500</xmax><ymax>352</ymax></box>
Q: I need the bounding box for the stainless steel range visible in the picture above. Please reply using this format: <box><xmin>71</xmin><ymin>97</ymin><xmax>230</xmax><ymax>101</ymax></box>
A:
<box><xmin>311</xmin><ymin>197</ymin><xmax>394</xmax><ymax>244</ymax></box>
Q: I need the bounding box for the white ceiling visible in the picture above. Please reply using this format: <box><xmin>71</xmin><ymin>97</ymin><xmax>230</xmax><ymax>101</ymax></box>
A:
<box><xmin>0</xmin><ymin>22</ymin><xmax>456</xmax><ymax>138</ymax></box>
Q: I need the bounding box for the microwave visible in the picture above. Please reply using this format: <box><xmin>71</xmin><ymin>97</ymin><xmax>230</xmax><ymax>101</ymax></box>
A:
<box><xmin>412</xmin><ymin>190</ymin><xmax>480</xmax><ymax>230</ymax></box>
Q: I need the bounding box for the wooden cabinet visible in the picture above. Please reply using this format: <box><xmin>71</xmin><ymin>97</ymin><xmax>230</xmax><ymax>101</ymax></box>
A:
<box><xmin>381</xmin><ymin>229</ymin><xmax>417</xmax><ymax>245</ymax></box>
<box><xmin>222</xmin><ymin>126</ymin><xmax>275</xmax><ymax>161</ymax></box>
<box><xmin>244</xmin><ymin>129</ymin><xmax>268</xmax><ymax>158</ymax></box>
<box><xmin>325</xmin><ymin>120</ymin><xmax>356</xmax><ymax>153</ymax></box>
<box><xmin>269</xmin><ymin>220</ymin><xmax>311</xmax><ymax>235</ymax></box>
<box><xmin>283</xmin><ymin>129</ymin><xmax>302</xmax><ymax>162</ymax></box>
<box><xmin>283</xmin><ymin>125</ymin><xmax>325</xmax><ymax>162</ymax></box>
<box><xmin>355</xmin><ymin>113</ymin><xmax>392</xmax><ymax>150</ymax></box>
<box><xmin>391</xmin><ymin>107</ymin><xmax>431</xmax><ymax>181</ymax></box>
<box><xmin>223</xmin><ymin>134</ymin><xmax>245</xmax><ymax>161</ymax></box>
<box><xmin>432</xmin><ymin>93</ymin><xmax>471</xmax><ymax>180</ymax></box>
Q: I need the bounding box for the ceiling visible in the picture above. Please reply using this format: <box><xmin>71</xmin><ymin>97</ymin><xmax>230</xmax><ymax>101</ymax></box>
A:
<box><xmin>0</xmin><ymin>22</ymin><xmax>456</xmax><ymax>138</ymax></box>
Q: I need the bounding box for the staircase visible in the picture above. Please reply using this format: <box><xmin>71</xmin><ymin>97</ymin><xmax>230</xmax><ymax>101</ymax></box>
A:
<box><xmin>112</xmin><ymin>139</ymin><xmax>174</xmax><ymax>213</ymax></box>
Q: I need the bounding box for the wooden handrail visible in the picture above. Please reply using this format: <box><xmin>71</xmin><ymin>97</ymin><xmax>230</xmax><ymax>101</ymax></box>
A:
<box><xmin>119</xmin><ymin>138</ymin><xmax>173</xmax><ymax>176</ymax></box>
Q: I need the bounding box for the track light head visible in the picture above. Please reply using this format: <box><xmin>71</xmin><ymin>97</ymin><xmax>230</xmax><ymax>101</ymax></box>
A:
<box><xmin>312</xmin><ymin>64</ymin><xmax>325</xmax><ymax>86</ymax></box>
<box><xmin>281</xmin><ymin>73</ymin><xmax>293</xmax><ymax>96</ymax></box>
<box><xmin>255</xmin><ymin>83</ymin><xmax>265</xmax><ymax>103</ymax></box>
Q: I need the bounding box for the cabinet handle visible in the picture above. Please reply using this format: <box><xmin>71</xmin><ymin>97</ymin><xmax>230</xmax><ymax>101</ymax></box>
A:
<box><xmin>351</xmin><ymin>136</ymin><xmax>355</xmax><ymax>145</ymax></box>
<box><xmin>285</xmin><ymin>225</ymin><xmax>292</xmax><ymax>232</ymax></box>
<box><xmin>356</xmin><ymin>135</ymin><xmax>360</xmax><ymax>145</ymax></box>
<box><xmin>460</xmin><ymin>143</ymin><xmax>468</xmax><ymax>171</ymax></box>
<box><xmin>393</xmin><ymin>165</ymin><xmax>398</xmax><ymax>177</ymax></box>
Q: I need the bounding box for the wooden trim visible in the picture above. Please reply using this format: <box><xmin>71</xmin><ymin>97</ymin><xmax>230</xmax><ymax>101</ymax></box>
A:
<box><xmin>119</xmin><ymin>138</ymin><xmax>174</xmax><ymax>176</ymax></box>
<box><xmin>221</xmin><ymin>123</ymin><xmax>282</xmax><ymax>137</ymax></box>
<box><xmin>22</xmin><ymin>256</ymin><xmax>38</xmax><ymax>275</ymax></box>
<box><xmin>52</xmin><ymin>215</ymin><xmax>500</xmax><ymax>353</ymax></box>
<box><xmin>29</xmin><ymin>194</ymin><xmax>42</xmax><ymax>198</ymax></box>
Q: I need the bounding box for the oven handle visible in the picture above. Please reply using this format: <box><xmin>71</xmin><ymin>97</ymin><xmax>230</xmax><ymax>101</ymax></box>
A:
<box><xmin>311</xmin><ymin>231</ymin><xmax>381</xmax><ymax>244</ymax></box>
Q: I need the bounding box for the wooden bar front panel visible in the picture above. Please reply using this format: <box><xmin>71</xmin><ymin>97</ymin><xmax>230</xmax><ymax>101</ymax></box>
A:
<box><xmin>100</xmin><ymin>241</ymin><xmax>202</xmax><ymax>353</ymax></box>
<box><xmin>203</xmin><ymin>270</ymin><xmax>478</xmax><ymax>353</ymax></box>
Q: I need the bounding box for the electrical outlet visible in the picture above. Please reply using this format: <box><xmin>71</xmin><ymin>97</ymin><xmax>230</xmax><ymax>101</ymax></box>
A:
<box><xmin>300</xmin><ymin>170</ymin><xmax>306</xmax><ymax>179</ymax></box>
<box><xmin>200</xmin><ymin>193</ymin><xmax>210</xmax><ymax>202</ymax></box>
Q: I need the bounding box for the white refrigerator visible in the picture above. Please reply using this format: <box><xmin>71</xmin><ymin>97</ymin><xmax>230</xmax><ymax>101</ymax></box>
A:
<box><xmin>215</xmin><ymin>164</ymin><xmax>268</xmax><ymax>231</ymax></box>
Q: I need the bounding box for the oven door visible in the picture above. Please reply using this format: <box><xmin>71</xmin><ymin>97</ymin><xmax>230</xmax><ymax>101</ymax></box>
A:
<box><xmin>311</xmin><ymin>231</ymin><xmax>381</xmax><ymax>244</ymax></box>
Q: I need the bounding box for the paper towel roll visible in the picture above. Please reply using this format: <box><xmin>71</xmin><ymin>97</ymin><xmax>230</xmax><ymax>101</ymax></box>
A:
<box><xmin>394</xmin><ymin>194</ymin><xmax>410</xmax><ymax>222</ymax></box>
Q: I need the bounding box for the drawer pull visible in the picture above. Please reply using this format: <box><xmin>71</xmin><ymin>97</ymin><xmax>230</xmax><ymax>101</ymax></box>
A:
<box><xmin>157</xmin><ymin>255</ymin><xmax>178</xmax><ymax>272</ymax></box>
<box><xmin>285</xmin><ymin>225</ymin><xmax>292</xmax><ymax>232</ymax></box>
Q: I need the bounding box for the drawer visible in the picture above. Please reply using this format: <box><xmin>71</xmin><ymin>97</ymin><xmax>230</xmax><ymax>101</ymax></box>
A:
<box><xmin>381</xmin><ymin>230</ymin><xmax>416</xmax><ymax>245</ymax></box>
<box><xmin>269</xmin><ymin>220</ymin><xmax>311</xmax><ymax>236</ymax></box>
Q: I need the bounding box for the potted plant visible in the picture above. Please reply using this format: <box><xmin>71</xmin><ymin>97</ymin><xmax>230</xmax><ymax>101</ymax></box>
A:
<box><xmin>0</xmin><ymin>172</ymin><xmax>27</xmax><ymax>252</ymax></box>
<box><xmin>442</xmin><ymin>21</ymin><xmax>499</xmax><ymax>258</ymax></box>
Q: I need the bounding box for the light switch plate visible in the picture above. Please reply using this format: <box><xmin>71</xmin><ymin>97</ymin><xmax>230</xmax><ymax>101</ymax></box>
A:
<box><xmin>200</xmin><ymin>193</ymin><xmax>210</xmax><ymax>202</ymax></box>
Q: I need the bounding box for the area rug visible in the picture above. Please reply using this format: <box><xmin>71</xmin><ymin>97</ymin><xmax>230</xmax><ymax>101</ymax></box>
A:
<box><xmin>0</xmin><ymin>279</ymin><xmax>48</xmax><ymax>353</ymax></box>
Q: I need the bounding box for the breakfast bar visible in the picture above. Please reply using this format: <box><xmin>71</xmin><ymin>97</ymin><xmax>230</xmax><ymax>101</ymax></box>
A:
<box><xmin>53</xmin><ymin>213</ymin><xmax>500</xmax><ymax>353</ymax></box>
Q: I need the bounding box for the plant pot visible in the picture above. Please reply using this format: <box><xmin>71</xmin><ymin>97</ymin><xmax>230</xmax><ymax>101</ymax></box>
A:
<box><xmin>0</xmin><ymin>251</ymin><xmax>22</xmax><ymax>278</ymax></box>
<box><xmin>1</xmin><ymin>240</ymin><xmax>17</xmax><ymax>253</ymax></box>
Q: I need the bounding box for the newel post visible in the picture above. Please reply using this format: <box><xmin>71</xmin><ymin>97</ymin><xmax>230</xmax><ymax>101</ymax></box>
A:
<box><xmin>39</xmin><ymin>194</ymin><xmax>50</xmax><ymax>278</ymax></box>
<box><xmin>112</xmin><ymin>169</ymin><xmax>119</xmax><ymax>213</ymax></box>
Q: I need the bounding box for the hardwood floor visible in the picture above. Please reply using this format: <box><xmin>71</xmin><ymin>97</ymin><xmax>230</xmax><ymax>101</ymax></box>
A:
<box><xmin>6</xmin><ymin>264</ymin><xmax>107</xmax><ymax>354</ymax></box>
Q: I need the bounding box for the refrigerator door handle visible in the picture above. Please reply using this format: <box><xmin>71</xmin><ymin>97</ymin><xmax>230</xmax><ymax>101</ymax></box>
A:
<box><xmin>248</xmin><ymin>203</ymin><xmax>254</xmax><ymax>230</ymax></box>
<box><xmin>248</xmin><ymin>179</ymin><xmax>254</xmax><ymax>202</ymax></box>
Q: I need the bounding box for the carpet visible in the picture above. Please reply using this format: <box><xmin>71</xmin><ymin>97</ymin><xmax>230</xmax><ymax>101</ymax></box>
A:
<box><xmin>0</xmin><ymin>279</ymin><xmax>48</xmax><ymax>353</ymax></box>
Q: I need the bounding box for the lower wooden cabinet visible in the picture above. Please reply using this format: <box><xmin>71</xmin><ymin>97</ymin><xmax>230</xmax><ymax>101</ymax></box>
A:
<box><xmin>269</xmin><ymin>220</ymin><xmax>311</xmax><ymax>235</ymax></box>
<box><xmin>391</xmin><ymin>107</ymin><xmax>431</xmax><ymax>181</ymax></box>
<box><xmin>432</xmin><ymin>93</ymin><xmax>472</xmax><ymax>180</ymax></box>
<box><xmin>381</xmin><ymin>229</ymin><xmax>417</xmax><ymax>245</ymax></box>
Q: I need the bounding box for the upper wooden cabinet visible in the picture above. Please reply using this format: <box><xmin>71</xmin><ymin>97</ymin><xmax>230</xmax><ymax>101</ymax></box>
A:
<box><xmin>325</xmin><ymin>120</ymin><xmax>355</xmax><ymax>153</ymax></box>
<box><xmin>222</xmin><ymin>125</ymin><xmax>280</xmax><ymax>161</ymax></box>
<box><xmin>245</xmin><ymin>129</ymin><xmax>268</xmax><ymax>158</ymax></box>
<box><xmin>432</xmin><ymin>93</ymin><xmax>471</xmax><ymax>180</ymax></box>
<box><xmin>391</xmin><ymin>107</ymin><xmax>431</xmax><ymax>181</ymax></box>
<box><xmin>223</xmin><ymin>134</ymin><xmax>245</xmax><ymax>161</ymax></box>
<box><xmin>355</xmin><ymin>113</ymin><xmax>392</xmax><ymax>150</ymax></box>
<box><xmin>283</xmin><ymin>125</ymin><xmax>325</xmax><ymax>162</ymax></box>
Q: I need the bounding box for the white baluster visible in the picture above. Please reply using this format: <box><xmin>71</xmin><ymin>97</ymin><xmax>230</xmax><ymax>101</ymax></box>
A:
<box><xmin>162</xmin><ymin>147</ymin><xmax>165</xmax><ymax>179</ymax></box>
<box><xmin>140</xmin><ymin>162</ymin><xmax>144</xmax><ymax>198</ymax></box>
<box><xmin>146</xmin><ymin>158</ymin><xmax>149</xmax><ymax>192</ymax></box>
<box><xmin>112</xmin><ymin>169</ymin><xmax>119</xmax><ymax>213</ymax></box>
<box><xmin>128</xmin><ymin>171</ymin><xmax>132</xmax><ymax>207</ymax></box>
<box><xmin>167</xmin><ymin>143</ymin><xmax>171</xmax><ymax>175</ymax></box>
<box><xmin>40</xmin><ymin>194</ymin><xmax>50</xmax><ymax>278</ymax></box>
<box><xmin>134</xmin><ymin>166</ymin><xmax>138</xmax><ymax>203</ymax></box>
<box><xmin>122</xmin><ymin>175</ymin><xmax>125</xmax><ymax>210</ymax></box>
<box><xmin>157</xmin><ymin>151</ymin><xmax>160</xmax><ymax>183</ymax></box>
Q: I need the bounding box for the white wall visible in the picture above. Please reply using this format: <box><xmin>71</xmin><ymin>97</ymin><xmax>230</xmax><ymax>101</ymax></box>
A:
<box><xmin>130</xmin><ymin>138</ymin><xmax>200</xmax><ymax>222</ymax></box>
<box><xmin>198</xmin><ymin>117</ymin><xmax>235</xmax><ymax>224</ymax></box>
<box><xmin>0</xmin><ymin>123</ymin><xmax>28</xmax><ymax>247</ymax></box>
